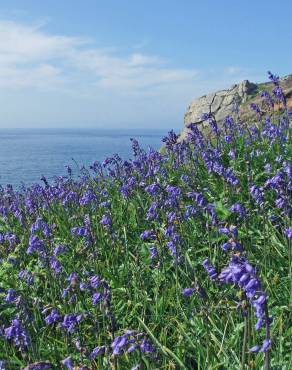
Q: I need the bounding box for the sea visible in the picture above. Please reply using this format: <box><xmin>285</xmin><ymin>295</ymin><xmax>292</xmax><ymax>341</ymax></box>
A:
<box><xmin>0</xmin><ymin>128</ymin><xmax>167</xmax><ymax>189</ymax></box>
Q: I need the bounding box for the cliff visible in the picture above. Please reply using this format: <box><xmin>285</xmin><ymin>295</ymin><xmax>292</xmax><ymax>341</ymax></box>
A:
<box><xmin>180</xmin><ymin>74</ymin><xmax>292</xmax><ymax>140</ymax></box>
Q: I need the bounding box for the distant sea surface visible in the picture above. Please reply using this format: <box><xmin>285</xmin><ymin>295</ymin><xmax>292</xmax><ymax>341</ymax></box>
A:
<box><xmin>0</xmin><ymin>128</ymin><xmax>167</xmax><ymax>188</ymax></box>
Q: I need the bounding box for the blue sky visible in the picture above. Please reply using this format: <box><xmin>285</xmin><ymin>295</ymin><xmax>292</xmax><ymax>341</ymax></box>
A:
<box><xmin>0</xmin><ymin>0</ymin><xmax>291</xmax><ymax>129</ymax></box>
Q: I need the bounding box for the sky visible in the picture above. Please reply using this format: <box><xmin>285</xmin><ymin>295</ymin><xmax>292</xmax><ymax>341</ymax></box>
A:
<box><xmin>0</xmin><ymin>0</ymin><xmax>291</xmax><ymax>130</ymax></box>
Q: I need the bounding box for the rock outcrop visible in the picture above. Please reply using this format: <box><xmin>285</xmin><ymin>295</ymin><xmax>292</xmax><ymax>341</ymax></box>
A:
<box><xmin>180</xmin><ymin>74</ymin><xmax>292</xmax><ymax>140</ymax></box>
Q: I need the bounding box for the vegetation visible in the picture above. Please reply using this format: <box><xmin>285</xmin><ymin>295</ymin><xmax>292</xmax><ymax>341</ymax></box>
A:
<box><xmin>0</xmin><ymin>72</ymin><xmax>291</xmax><ymax>369</ymax></box>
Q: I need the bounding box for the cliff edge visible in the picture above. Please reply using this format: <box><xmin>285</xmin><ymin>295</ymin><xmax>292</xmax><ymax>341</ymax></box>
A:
<box><xmin>180</xmin><ymin>74</ymin><xmax>292</xmax><ymax>140</ymax></box>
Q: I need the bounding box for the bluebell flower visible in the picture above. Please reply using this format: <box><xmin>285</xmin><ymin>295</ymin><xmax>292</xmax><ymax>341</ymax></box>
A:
<box><xmin>100</xmin><ymin>214</ymin><xmax>112</xmax><ymax>227</ymax></box>
<box><xmin>43</xmin><ymin>309</ymin><xmax>62</xmax><ymax>325</ymax></box>
<box><xmin>54</xmin><ymin>244</ymin><xmax>67</xmax><ymax>256</ymax></box>
<box><xmin>4</xmin><ymin>289</ymin><xmax>18</xmax><ymax>303</ymax></box>
<box><xmin>249</xmin><ymin>345</ymin><xmax>260</xmax><ymax>353</ymax></box>
<box><xmin>149</xmin><ymin>246</ymin><xmax>158</xmax><ymax>261</ymax></box>
<box><xmin>50</xmin><ymin>257</ymin><xmax>62</xmax><ymax>275</ymax></box>
<box><xmin>182</xmin><ymin>288</ymin><xmax>195</xmax><ymax>297</ymax></box>
<box><xmin>89</xmin><ymin>275</ymin><xmax>100</xmax><ymax>289</ymax></box>
<box><xmin>228</xmin><ymin>149</ymin><xmax>236</xmax><ymax>159</ymax></box>
<box><xmin>4</xmin><ymin>318</ymin><xmax>30</xmax><ymax>350</ymax></box>
<box><xmin>284</xmin><ymin>228</ymin><xmax>292</xmax><ymax>238</ymax></box>
<box><xmin>260</xmin><ymin>90</ymin><xmax>274</xmax><ymax>108</ymax></box>
<box><xmin>140</xmin><ymin>338</ymin><xmax>156</xmax><ymax>353</ymax></box>
<box><xmin>140</xmin><ymin>230</ymin><xmax>156</xmax><ymax>241</ymax></box>
<box><xmin>213</xmin><ymin>254</ymin><xmax>271</xmax><ymax>352</ymax></box>
<box><xmin>27</xmin><ymin>235</ymin><xmax>45</xmax><ymax>254</ymax></box>
<box><xmin>267</xmin><ymin>71</ymin><xmax>279</xmax><ymax>85</ymax></box>
<box><xmin>261</xmin><ymin>338</ymin><xmax>272</xmax><ymax>353</ymax></box>
<box><xmin>92</xmin><ymin>292</ymin><xmax>103</xmax><ymax>305</ymax></box>
<box><xmin>250</xmin><ymin>185</ymin><xmax>264</xmax><ymax>205</ymax></box>
<box><xmin>111</xmin><ymin>332</ymin><xmax>131</xmax><ymax>355</ymax></box>
<box><xmin>30</xmin><ymin>217</ymin><xmax>51</xmax><ymax>238</ymax></box>
<box><xmin>71</xmin><ymin>226</ymin><xmax>88</xmax><ymax>237</ymax></box>
<box><xmin>89</xmin><ymin>345</ymin><xmax>106</xmax><ymax>360</ymax></box>
<box><xmin>18</xmin><ymin>270</ymin><xmax>34</xmax><ymax>285</ymax></box>
<box><xmin>61</xmin><ymin>357</ymin><xmax>73</xmax><ymax>370</ymax></box>
<box><xmin>61</xmin><ymin>314</ymin><xmax>83</xmax><ymax>334</ymax></box>
<box><xmin>230</xmin><ymin>203</ymin><xmax>246</xmax><ymax>219</ymax></box>
<box><xmin>146</xmin><ymin>202</ymin><xmax>159</xmax><ymax>221</ymax></box>
<box><xmin>202</xmin><ymin>259</ymin><xmax>218</xmax><ymax>280</ymax></box>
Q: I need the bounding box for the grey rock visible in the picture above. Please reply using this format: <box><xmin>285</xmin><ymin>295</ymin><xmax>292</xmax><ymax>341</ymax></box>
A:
<box><xmin>180</xmin><ymin>80</ymin><xmax>257</xmax><ymax>141</ymax></box>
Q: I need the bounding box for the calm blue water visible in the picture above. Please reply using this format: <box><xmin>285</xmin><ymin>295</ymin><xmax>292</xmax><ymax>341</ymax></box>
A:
<box><xmin>0</xmin><ymin>128</ymin><xmax>166</xmax><ymax>188</ymax></box>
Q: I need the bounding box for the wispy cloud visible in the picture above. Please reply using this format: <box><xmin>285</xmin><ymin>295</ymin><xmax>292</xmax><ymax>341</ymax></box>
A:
<box><xmin>0</xmin><ymin>19</ymin><xmax>256</xmax><ymax>128</ymax></box>
<box><xmin>0</xmin><ymin>20</ymin><xmax>201</xmax><ymax>94</ymax></box>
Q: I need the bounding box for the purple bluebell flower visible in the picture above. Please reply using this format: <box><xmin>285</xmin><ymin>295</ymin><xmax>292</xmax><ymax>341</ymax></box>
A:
<box><xmin>100</xmin><ymin>214</ymin><xmax>112</xmax><ymax>227</ymax></box>
<box><xmin>27</xmin><ymin>235</ymin><xmax>45</xmax><ymax>254</ymax></box>
<box><xmin>89</xmin><ymin>275</ymin><xmax>100</xmax><ymax>289</ymax></box>
<box><xmin>111</xmin><ymin>332</ymin><xmax>131</xmax><ymax>355</ymax></box>
<box><xmin>30</xmin><ymin>217</ymin><xmax>51</xmax><ymax>238</ymax></box>
<box><xmin>250</xmin><ymin>185</ymin><xmax>264</xmax><ymax>205</ymax></box>
<box><xmin>50</xmin><ymin>257</ymin><xmax>62</xmax><ymax>275</ymax></box>
<box><xmin>214</xmin><ymin>254</ymin><xmax>271</xmax><ymax>352</ymax></box>
<box><xmin>92</xmin><ymin>292</ymin><xmax>103</xmax><ymax>305</ymax></box>
<box><xmin>54</xmin><ymin>244</ymin><xmax>67</xmax><ymax>256</ymax></box>
<box><xmin>162</xmin><ymin>130</ymin><xmax>178</xmax><ymax>150</ymax></box>
<box><xmin>267</xmin><ymin>71</ymin><xmax>279</xmax><ymax>85</ymax></box>
<box><xmin>61</xmin><ymin>357</ymin><xmax>73</xmax><ymax>370</ymax></box>
<box><xmin>202</xmin><ymin>259</ymin><xmax>218</xmax><ymax>280</ymax></box>
<box><xmin>184</xmin><ymin>205</ymin><xmax>197</xmax><ymax>219</ymax></box>
<box><xmin>67</xmin><ymin>272</ymin><xmax>79</xmax><ymax>287</ymax></box>
<box><xmin>219</xmin><ymin>227</ymin><xmax>229</xmax><ymax>235</ymax></box>
<box><xmin>89</xmin><ymin>345</ymin><xmax>106</xmax><ymax>360</ymax></box>
<box><xmin>144</xmin><ymin>183</ymin><xmax>160</xmax><ymax>196</ymax></box>
<box><xmin>4</xmin><ymin>289</ymin><xmax>18</xmax><ymax>303</ymax></box>
<box><xmin>284</xmin><ymin>228</ymin><xmax>292</xmax><ymax>238</ymax></box>
<box><xmin>230</xmin><ymin>203</ymin><xmax>246</xmax><ymax>219</ymax></box>
<box><xmin>100</xmin><ymin>200</ymin><xmax>111</xmax><ymax>207</ymax></box>
<box><xmin>149</xmin><ymin>246</ymin><xmax>158</xmax><ymax>261</ymax></box>
<box><xmin>264</xmin><ymin>171</ymin><xmax>285</xmax><ymax>190</ymax></box>
<box><xmin>182</xmin><ymin>288</ymin><xmax>195</xmax><ymax>297</ymax></box>
<box><xmin>4</xmin><ymin>318</ymin><xmax>30</xmax><ymax>349</ymax></box>
<box><xmin>80</xmin><ymin>190</ymin><xmax>97</xmax><ymax>205</ymax></box>
<box><xmin>228</xmin><ymin>149</ymin><xmax>236</xmax><ymax>159</ymax></box>
<box><xmin>18</xmin><ymin>270</ymin><xmax>34</xmax><ymax>285</ymax></box>
<box><xmin>264</xmin><ymin>163</ymin><xmax>272</xmax><ymax>174</ymax></box>
<box><xmin>250</xmin><ymin>103</ymin><xmax>261</xmax><ymax>117</ymax></box>
<box><xmin>166</xmin><ymin>185</ymin><xmax>182</xmax><ymax>198</ymax></box>
<box><xmin>71</xmin><ymin>226</ymin><xmax>88</xmax><ymax>237</ymax></box>
<box><xmin>140</xmin><ymin>338</ymin><xmax>156</xmax><ymax>353</ymax></box>
<box><xmin>249</xmin><ymin>345</ymin><xmax>260</xmax><ymax>353</ymax></box>
<box><xmin>260</xmin><ymin>90</ymin><xmax>274</xmax><ymax>108</ymax></box>
<box><xmin>43</xmin><ymin>309</ymin><xmax>62</xmax><ymax>325</ymax></box>
<box><xmin>166</xmin><ymin>240</ymin><xmax>177</xmax><ymax>256</ymax></box>
<box><xmin>261</xmin><ymin>338</ymin><xmax>272</xmax><ymax>352</ymax></box>
<box><xmin>146</xmin><ymin>202</ymin><xmax>159</xmax><ymax>221</ymax></box>
<box><xmin>140</xmin><ymin>230</ymin><xmax>156</xmax><ymax>241</ymax></box>
<box><xmin>61</xmin><ymin>314</ymin><xmax>83</xmax><ymax>334</ymax></box>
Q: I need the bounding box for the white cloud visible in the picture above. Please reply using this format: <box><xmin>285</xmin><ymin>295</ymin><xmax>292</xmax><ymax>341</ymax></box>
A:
<box><xmin>0</xmin><ymin>19</ymin><xmax>257</xmax><ymax>129</ymax></box>
<box><xmin>0</xmin><ymin>20</ymin><xmax>200</xmax><ymax>95</ymax></box>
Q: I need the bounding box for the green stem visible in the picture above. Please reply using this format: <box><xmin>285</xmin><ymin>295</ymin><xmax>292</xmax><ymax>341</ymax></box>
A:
<box><xmin>241</xmin><ymin>298</ymin><xmax>249</xmax><ymax>370</ymax></box>
<box><xmin>264</xmin><ymin>305</ymin><xmax>271</xmax><ymax>370</ymax></box>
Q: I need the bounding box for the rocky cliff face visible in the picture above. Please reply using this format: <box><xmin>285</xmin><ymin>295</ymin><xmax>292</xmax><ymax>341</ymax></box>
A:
<box><xmin>180</xmin><ymin>74</ymin><xmax>292</xmax><ymax>140</ymax></box>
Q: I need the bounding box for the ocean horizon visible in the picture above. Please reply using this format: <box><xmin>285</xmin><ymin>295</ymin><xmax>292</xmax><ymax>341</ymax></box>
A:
<box><xmin>0</xmin><ymin>128</ymin><xmax>169</xmax><ymax>188</ymax></box>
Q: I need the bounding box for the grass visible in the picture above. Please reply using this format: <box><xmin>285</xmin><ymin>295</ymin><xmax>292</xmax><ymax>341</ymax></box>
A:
<box><xmin>0</xmin><ymin>78</ymin><xmax>291</xmax><ymax>369</ymax></box>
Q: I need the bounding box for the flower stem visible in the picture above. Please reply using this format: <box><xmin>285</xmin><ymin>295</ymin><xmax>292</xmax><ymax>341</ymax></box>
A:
<box><xmin>241</xmin><ymin>298</ymin><xmax>249</xmax><ymax>370</ymax></box>
<box><xmin>264</xmin><ymin>304</ymin><xmax>271</xmax><ymax>370</ymax></box>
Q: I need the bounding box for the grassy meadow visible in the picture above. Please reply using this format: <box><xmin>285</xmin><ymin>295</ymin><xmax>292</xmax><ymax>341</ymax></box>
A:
<box><xmin>0</xmin><ymin>72</ymin><xmax>291</xmax><ymax>369</ymax></box>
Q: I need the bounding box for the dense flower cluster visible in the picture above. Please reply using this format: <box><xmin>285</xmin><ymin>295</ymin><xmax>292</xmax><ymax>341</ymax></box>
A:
<box><xmin>0</xmin><ymin>72</ymin><xmax>290</xmax><ymax>368</ymax></box>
